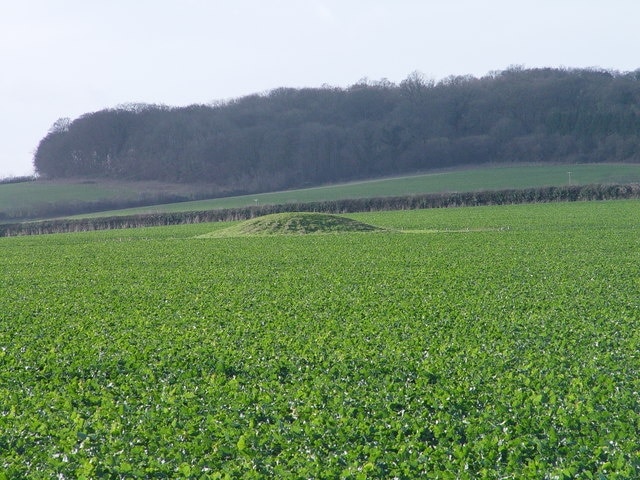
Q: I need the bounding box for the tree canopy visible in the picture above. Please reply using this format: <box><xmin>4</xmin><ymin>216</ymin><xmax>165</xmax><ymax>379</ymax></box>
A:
<box><xmin>34</xmin><ymin>67</ymin><xmax>640</xmax><ymax>194</ymax></box>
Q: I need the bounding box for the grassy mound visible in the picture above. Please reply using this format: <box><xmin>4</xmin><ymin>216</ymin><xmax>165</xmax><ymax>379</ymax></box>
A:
<box><xmin>199</xmin><ymin>212</ymin><xmax>384</xmax><ymax>237</ymax></box>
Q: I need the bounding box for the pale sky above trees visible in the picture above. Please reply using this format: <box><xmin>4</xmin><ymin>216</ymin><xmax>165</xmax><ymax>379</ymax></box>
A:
<box><xmin>2</xmin><ymin>0</ymin><xmax>639</xmax><ymax>177</ymax></box>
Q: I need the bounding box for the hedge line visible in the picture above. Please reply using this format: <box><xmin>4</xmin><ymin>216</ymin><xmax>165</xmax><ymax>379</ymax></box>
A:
<box><xmin>2</xmin><ymin>183</ymin><xmax>639</xmax><ymax>237</ymax></box>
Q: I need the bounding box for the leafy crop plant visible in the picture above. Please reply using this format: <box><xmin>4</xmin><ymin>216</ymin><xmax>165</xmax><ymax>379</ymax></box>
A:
<box><xmin>1</xmin><ymin>200</ymin><xmax>639</xmax><ymax>478</ymax></box>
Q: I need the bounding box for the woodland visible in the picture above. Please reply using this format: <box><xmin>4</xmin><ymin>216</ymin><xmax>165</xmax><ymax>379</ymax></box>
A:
<box><xmin>34</xmin><ymin>67</ymin><xmax>640</xmax><ymax>195</ymax></box>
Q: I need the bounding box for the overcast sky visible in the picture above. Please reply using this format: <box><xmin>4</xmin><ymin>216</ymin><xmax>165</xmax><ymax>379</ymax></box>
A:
<box><xmin>2</xmin><ymin>0</ymin><xmax>639</xmax><ymax>178</ymax></box>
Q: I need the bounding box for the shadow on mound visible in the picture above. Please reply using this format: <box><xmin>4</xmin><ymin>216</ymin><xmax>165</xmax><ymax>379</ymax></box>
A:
<box><xmin>198</xmin><ymin>212</ymin><xmax>385</xmax><ymax>237</ymax></box>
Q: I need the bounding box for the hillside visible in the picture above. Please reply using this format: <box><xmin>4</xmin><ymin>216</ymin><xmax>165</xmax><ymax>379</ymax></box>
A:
<box><xmin>34</xmin><ymin>67</ymin><xmax>640</xmax><ymax>195</ymax></box>
<box><xmin>70</xmin><ymin>163</ymin><xmax>640</xmax><ymax>218</ymax></box>
<box><xmin>4</xmin><ymin>163</ymin><xmax>640</xmax><ymax>221</ymax></box>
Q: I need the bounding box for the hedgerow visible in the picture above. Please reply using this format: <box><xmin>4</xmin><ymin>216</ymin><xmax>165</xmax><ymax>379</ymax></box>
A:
<box><xmin>2</xmin><ymin>183</ymin><xmax>639</xmax><ymax>236</ymax></box>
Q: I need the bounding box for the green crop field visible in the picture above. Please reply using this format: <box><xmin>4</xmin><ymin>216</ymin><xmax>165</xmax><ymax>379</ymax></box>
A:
<box><xmin>15</xmin><ymin>163</ymin><xmax>640</xmax><ymax>217</ymax></box>
<box><xmin>1</xmin><ymin>200</ymin><xmax>640</xmax><ymax>478</ymax></box>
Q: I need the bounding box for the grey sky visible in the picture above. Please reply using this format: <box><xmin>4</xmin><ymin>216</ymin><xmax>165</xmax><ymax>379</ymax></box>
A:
<box><xmin>2</xmin><ymin>0</ymin><xmax>638</xmax><ymax>178</ymax></box>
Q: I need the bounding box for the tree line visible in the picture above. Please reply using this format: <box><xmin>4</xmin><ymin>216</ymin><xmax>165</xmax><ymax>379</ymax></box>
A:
<box><xmin>34</xmin><ymin>67</ymin><xmax>640</xmax><ymax>193</ymax></box>
<box><xmin>3</xmin><ymin>183</ymin><xmax>639</xmax><ymax>237</ymax></box>
<box><xmin>0</xmin><ymin>175</ymin><xmax>37</xmax><ymax>185</ymax></box>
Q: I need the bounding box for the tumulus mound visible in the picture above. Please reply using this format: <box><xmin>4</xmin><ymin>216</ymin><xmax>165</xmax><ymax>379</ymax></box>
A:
<box><xmin>198</xmin><ymin>212</ymin><xmax>384</xmax><ymax>237</ymax></box>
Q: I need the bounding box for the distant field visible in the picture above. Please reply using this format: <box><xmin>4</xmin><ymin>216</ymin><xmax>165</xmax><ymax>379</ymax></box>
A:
<box><xmin>2</xmin><ymin>200</ymin><xmax>639</xmax><ymax>477</ymax></box>
<box><xmin>1</xmin><ymin>163</ymin><xmax>640</xmax><ymax>221</ymax></box>
<box><xmin>73</xmin><ymin>163</ymin><xmax>640</xmax><ymax>218</ymax></box>
<box><xmin>0</xmin><ymin>180</ymin><xmax>212</xmax><ymax>221</ymax></box>
<box><xmin>0</xmin><ymin>180</ymin><xmax>138</xmax><ymax>209</ymax></box>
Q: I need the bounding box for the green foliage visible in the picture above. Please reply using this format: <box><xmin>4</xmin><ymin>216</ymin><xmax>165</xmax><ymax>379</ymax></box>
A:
<box><xmin>1</xmin><ymin>200</ymin><xmax>640</xmax><ymax>477</ymax></box>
